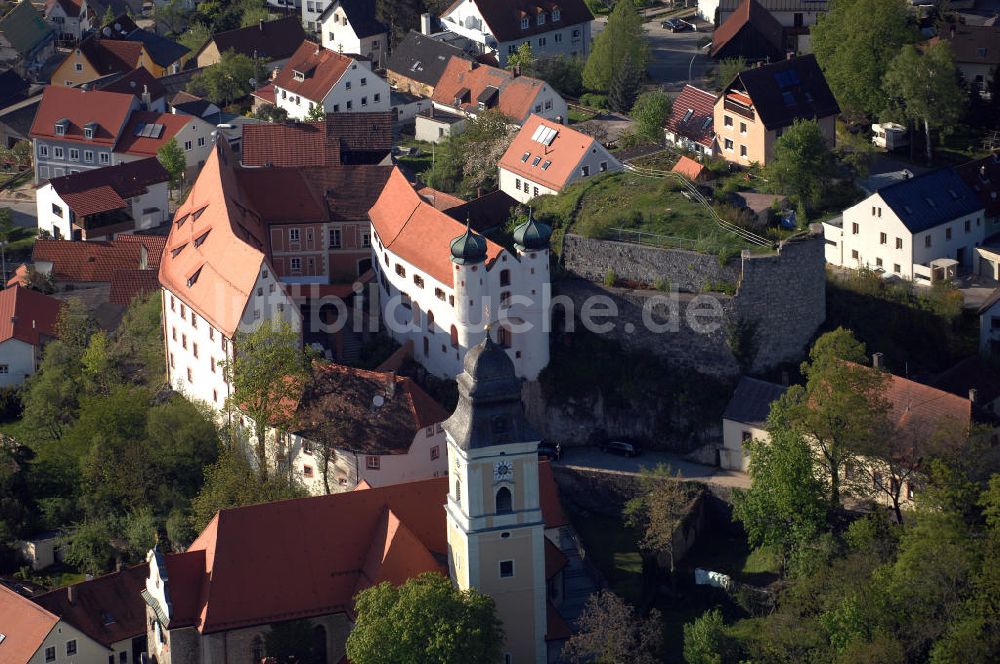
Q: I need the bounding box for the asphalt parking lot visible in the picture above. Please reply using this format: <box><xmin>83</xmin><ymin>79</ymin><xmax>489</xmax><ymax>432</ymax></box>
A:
<box><xmin>593</xmin><ymin>14</ymin><xmax>714</xmax><ymax>91</ymax></box>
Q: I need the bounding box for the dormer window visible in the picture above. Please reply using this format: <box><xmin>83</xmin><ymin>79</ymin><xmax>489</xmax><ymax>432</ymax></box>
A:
<box><xmin>552</xmin><ymin>8</ymin><xmax>560</xmax><ymax>21</ymax></box>
<box><xmin>293</xmin><ymin>70</ymin><xmax>305</xmax><ymax>82</ymax></box>
<box><xmin>537</xmin><ymin>12</ymin><xmax>545</xmax><ymax>25</ymax></box>
<box><xmin>521</xmin><ymin>16</ymin><xmax>529</xmax><ymax>29</ymax></box>
<box><xmin>54</xmin><ymin>119</ymin><xmax>69</xmax><ymax>136</ymax></box>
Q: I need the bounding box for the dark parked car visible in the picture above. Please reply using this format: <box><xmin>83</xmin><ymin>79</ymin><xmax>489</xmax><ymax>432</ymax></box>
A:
<box><xmin>662</xmin><ymin>19</ymin><xmax>692</xmax><ymax>32</ymax></box>
<box><xmin>538</xmin><ymin>442</ymin><xmax>561</xmax><ymax>460</ymax></box>
<box><xmin>601</xmin><ymin>441</ymin><xmax>642</xmax><ymax>457</ymax></box>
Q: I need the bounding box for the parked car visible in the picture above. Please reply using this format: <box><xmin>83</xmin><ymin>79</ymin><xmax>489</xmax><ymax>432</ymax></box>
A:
<box><xmin>661</xmin><ymin>19</ymin><xmax>679</xmax><ymax>30</ymax></box>
<box><xmin>662</xmin><ymin>19</ymin><xmax>692</xmax><ymax>32</ymax></box>
<box><xmin>538</xmin><ymin>442</ymin><xmax>561</xmax><ymax>461</ymax></box>
<box><xmin>600</xmin><ymin>441</ymin><xmax>642</xmax><ymax>457</ymax></box>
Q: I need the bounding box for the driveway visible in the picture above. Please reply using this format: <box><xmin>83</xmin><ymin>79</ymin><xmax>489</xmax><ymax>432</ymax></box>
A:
<box><xmin>593</xmin><ymin>15</ymin><xmax>713</xmax><ymax>90</ymax></box>
<box><xmin>552</xmin><ymin>446</ymin><xmax>750</xmax><ymax>489</ymax></box>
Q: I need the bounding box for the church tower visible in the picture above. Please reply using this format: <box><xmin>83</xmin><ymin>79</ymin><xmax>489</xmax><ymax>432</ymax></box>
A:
<box><xmin>443</xmin><ymin>333</ymin><xmax>547</xmax><ymax>663</ymax></box>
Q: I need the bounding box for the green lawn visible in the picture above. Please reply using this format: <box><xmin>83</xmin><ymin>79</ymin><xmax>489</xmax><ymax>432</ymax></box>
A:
<box><xmin>394</xmin><ymin>140</ymin><xmax>435</xmax><ymax>181</ymax></box>
<box><xmin>569</xmin><ymin>509</ymin><xmax>645</xmax><ymax>602</ymax></box>
<box><xmin>567</xmin><ymin>107</ymin><xmax>598</xmax><ymax>124</ymax></box>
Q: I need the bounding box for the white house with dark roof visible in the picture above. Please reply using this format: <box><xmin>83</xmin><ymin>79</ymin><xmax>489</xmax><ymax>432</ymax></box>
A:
<box><xmin>438</xmin><ymin>0</ymin><xmax>594</xmax><ymax>66</ymax></box>
<box><xmin>720</xmin><ymin>376</ymin><xmax>786</xmax><ymax>471</ymax></box>
<box><xmin>318</xmin><ymin>0</ymin><xmax>389</xmax><ymax>69</ymax></box>
<box><xmin>823</xmin><ymin>168</ymin><xmax>985</xmax><ymax>282</ymax></box>
<box><xmin>369</xmin><ymin>167</ymin><xmax>550</xmax><ymax>380</ymax></box>
<box><xmin>664</xmin><ymin>84</ymin><xmax>717</xmax><ymax>156</ymax></box>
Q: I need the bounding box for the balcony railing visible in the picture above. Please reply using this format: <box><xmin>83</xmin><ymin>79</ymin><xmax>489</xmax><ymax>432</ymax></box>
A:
<box><xmin>723</xmin><ymin>98</ymin><xmax>755</xmax><ymax>121</ymax></box>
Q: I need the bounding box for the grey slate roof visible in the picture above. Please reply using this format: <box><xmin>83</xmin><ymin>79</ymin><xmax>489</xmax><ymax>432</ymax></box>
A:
<box><xmin>317</xmin><ymin>0</ymin><xmax>387</xmax><ymax>39</ymax></box>
<box><xmin>734</xmin><ymin>54</ymin><xmax>839</xmax><ymax>130</ymax></box>
<box><xmin>125</xmin><ymin>28</ymin><xmax>189</xmax><ymax>68</ymax></box>
<box><xmin>718</xmin><ymin>0</ymin><xmax>829</xmax><ymax>11</ymax></box>
<box><xmin>877</xmin><ymin>168</ymin><xmax>983</xmax><ymax>234</ymax></box>
<box><xmin>722</xmin><ymin>376</ymin><xmax>787</xmax><ymax>426</ymax></box>
<box><xmin>386</xmin><ymin>31</ymin><xmax>470</xmax><ymax>88</ymax></box>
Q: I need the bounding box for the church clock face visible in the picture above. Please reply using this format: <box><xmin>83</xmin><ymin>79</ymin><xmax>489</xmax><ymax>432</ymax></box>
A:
<box><xmin>494</xmin><ymin>459</ymin><xmax>514</xmax><ymax>482</ymax></box>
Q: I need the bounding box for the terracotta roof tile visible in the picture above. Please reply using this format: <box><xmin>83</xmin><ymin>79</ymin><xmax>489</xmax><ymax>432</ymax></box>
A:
<box><xmin>369</xmin><ymin>168</ymin><xmax>504</xmax><ymax>286</ymax></box>
<box><xmin>109</xmin><ymin>268</ymin><xmax>162</xmax><ymax>305</ymax></box>
<box><xmin>115</xmin><ymin>111</ymin><xmax>205</xmax><ymax>157</ymax></box>
<box><xmin>953</xmin><ymin>153</ymin><xmax>1000</xmax><ymax>219</ymax></box>
<box><xmin>160</xmin><ymin>465</ymin><xmax>568</xmax><ymax>633</ymax></box>
<box><xmin>416</xmin><ymin>185</ymin><xmax>465</xmax><ymax>211</ymax></box>
<box><xmin>33</xmin><ymin>564</ymin><xmax>148</xmax><ymax>648</ymax></box>
<box><xmin>711</xmin><ymin>0</ymin><xmax>785</xmax><ymax>60</ymax></box>
<box><xmin>0</xmin><ymin>584</ymin><xmax>59</xmax><ymax>662</ymax></box>
<box><xmin>273</xmin><ymin>41</ymin><xmax>353</xmax><ymax>105</ymax></box>
<box><xmin>931</xmin><ymin>24</ymin><xmax>1000</xmax><ymax>66</ymax></box>
<box><xmin>665</xmin><ymin>84</ymin><xmax>716</xmax><ymax>149</ymax></box>
<box><xmin>29</xmin><ymin>86</ymin><xmax>136</xmax><ymax>147</ymax></box>
<box><xmin>498</xmin><ymin>114</ymin><xmax>600</xmax><ymax>190</ymax></box>
<box><xmin>98</xmin><ymin>66</ymin><xmax>168</xmax><ymax>102</ymax></box>
<box><xmin>33</xmin><ymin>236</ymin><xmax>164</xmax><ymax>283</ymax></box>
<box><xmin>442</xmin><ymin>0</ymin><xmax>593</xmax><ymax>43</ymax></box>
<box><xmin>430</xmin><ymin>57</ymin><xmax>549</xmax><ymax>123</ymax></box>
<box><xmin>77</xmin><ymin>35</ymin><xmax>144</xmax><ymax>75</ymax></box>
<box><xmin>241</xmin><ymin>114</ymin><xmax>391</xmax><ymax>167</ymax></box>
<box><xmin>48</xmin><ymin>157</ymin><xmax>168</xmax><ymax>217</ymax></box>
<box><xmin>672</xmin><ymin>155</ymin><xmax>707</xmax><ymax>180</ymax></box>
<box><xmin>206</xmin><ymin>16</ymin><xmax>305</xmax><ymax>62</ymax></box>
<box><xmin>0</xmin><ymin>285</ymin><xmax>62</xmax><ymax>346</ymax></box>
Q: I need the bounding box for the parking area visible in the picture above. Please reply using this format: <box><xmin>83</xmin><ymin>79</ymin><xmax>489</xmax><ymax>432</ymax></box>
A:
<box><xmin>552</xmin><ymin>445</ymin><xmax>750</xmax><ymax>489</ymax></box>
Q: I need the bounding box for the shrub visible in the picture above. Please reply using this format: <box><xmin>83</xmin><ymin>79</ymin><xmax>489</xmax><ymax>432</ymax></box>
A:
<box><xmin>604</xmin><ymin>269</ymin><xmax>617</xmax><ymax>287</ymax></box>
<box><xmin>579</xmin><ymin>92</ymin><xmax>608</xmax><ymax>109</ymax></box>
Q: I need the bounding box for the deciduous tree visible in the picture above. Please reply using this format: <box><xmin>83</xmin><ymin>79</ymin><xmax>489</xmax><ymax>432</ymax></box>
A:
<box><xmin>765</xmin><ymin>119</ymin><xmax>837</xmax><ymax>211</ymax></box>
<box><xmin>631</xmin><ymin>90</ymin><xmax>671</xmax><ymax>142</ymax></box>
<box><xmin>506</xmin><ymin>42</ymin><xmax>534</xmax><ymax>73</ymax></box>
<box><xmin>714</xmin><ymin>57</ymin><xmax>747</xmax><ymax>91</ymax></box>
<box><xmin>347</xmin><ymin>572</ymin><xmax>504</xmax><ymax>664</ymax></box>
<box><xmin>623</xmin><ymin>464</ymin><xmax>694</xmax><ymax>589</ymax></box>
<box><xmin>157</xmin><ymin>137</ymin><xmax>187</xmax><ymax>195</ymax></box>
<box><xmin>562</xmin><ymin>590</ymin><xmax>663</xmax><ymax>664</ymax></box>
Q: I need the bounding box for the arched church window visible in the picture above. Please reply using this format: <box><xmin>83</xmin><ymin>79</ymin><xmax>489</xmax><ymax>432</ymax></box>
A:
<box><xmin>496</xmin><ymin>486</ymin><xmax>512</xmax><ymax>514</ymax></box>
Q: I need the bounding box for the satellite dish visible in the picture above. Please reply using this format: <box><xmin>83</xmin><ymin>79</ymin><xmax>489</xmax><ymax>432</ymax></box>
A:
<box><xmin>372</xmin><ymin>395</ymin><xmax>385</xmax><ymax>408</ymax></box>
<box><xmin>114</xmin><ymin>22</ymin><xmax>121</xmax><ymax>31</ymax></box>
<box><xmin>102</xmin><ymin>27</ymin><xmax>111</xmax><ymax>37</ymax></box>
<box><xmin>249</xmin><ymin>78</ymin><xmax>257</xmax><ymax>88</ymax></box>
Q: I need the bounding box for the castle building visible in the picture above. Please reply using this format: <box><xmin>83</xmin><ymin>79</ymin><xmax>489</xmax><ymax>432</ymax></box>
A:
<box><xmin>369</xmin><ymin>167</ymin><xmax>551</xmax><ymax>381</ymax></box>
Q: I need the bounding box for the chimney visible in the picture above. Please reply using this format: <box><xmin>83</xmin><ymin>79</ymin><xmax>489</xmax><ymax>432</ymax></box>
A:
<box><xmin>420</xmin><ymin>12</ymin><xmax>433</xmax><ymax>35</ymax></box>
<box><xmin>386</xmin><ymin>371</ymin><xmax>396</xmax><ymax>398</ymax></box>
<box><xmin>67</xmin><ymin>585</ymin><xmax>75</xmax><ymax>605</ymax></box>
<box><xmin>786</xmin><ymin>51</ymin><xmax>793</xmax><ymax>61</ymax></box>
<box><xmin>950</xmin><ymin>25</ymin><xmax>956</xmax><ymax>38</ymax></box>
<box><xmin>141</xmin><ymin>84</ymin><xmax>151</xmax><ymax>110</ymax></box>
<box><xmin>259</xmin><ymin>18</ymin><xmax>264</xmax><ymax>31</ymax></box>
<box><xmin>872</xmin><ymin>352</ymin><xmax>885</xmax><ymax>371</ymax></box>
<box><xmin>970</xmin><ymin>388</ymin><xmax>978</xmax><ymax>403</ymax></box>
<box><xmin>467</xmin><ymin>60</ymin><xmax>475</xmax><ymax>71</ymax></box>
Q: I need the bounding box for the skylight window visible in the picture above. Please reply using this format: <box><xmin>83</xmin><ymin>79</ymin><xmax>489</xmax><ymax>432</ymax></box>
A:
<box><xmin>926</xmin><ymin>197</ymin><xmax>936</xmax><ymax>208</ymax></box>
<box><xmin>781</xmin><ymin>91</ymin><xmax>796</xmax><ymax>106</ymax></box>
<box><xmin>903</xmin><ymin>205</ymin><xmax>913</xmax><ymax>214</ymax></box>
<box><xmin>102</xmin><ymin>612</ymin><xmax>115</xmax><ymax>625</ymax></box>
<box><xmin>531</xmin><ymin>156</ymin><xmax>541</xmax><ymax>166</ymax></box>
<box><xmin>521</xmin><ymin>151</ymin><xmax>531</xmax><ymax>162</ymax></box>
<box><xmin>701</xmin><ymin>117</ymin><xmax>712</xmax><ymax>130</ymax></box>
<box><xmin>681</xmin><ymin>108</ymin><xmax>694</xmax><ymax>123</ymax></box>
<box><xmin>948</xmin><ymin>189</ymin><xmax>959</xmax><ymax>200</ymax></box>
<box><xmin>542</xmin><ymin>160</ymin><xmax>551</xmax><ymax>170</ymax></box>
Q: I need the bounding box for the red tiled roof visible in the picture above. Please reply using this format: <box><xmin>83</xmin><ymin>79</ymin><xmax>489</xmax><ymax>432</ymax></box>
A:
<box><xmin>241</xmin><ymin>114</ymin><xmax>392</xmax><ymax>167</ymax></box>
<box><xmin>442</xmin><ymin>0</ymin><xmax>594</xmax><ymax>43</ymax></box>
<box><xmin>546</xmin><ymin>601</ymin><xmax>573</xmax><ymax>641</ymax></box>
<box><xmin>29</xmin><ymin>86</ymin><xmax>137</xmax><ymax>147</ymax></box>
<box><xmin>930</xmin><ymin>24</ymin><xmax>1000</xmax><ymax>66</ymax></box>
<box><xmin>33</xmin><ymin>564</ymin><xmax>149</xmax><ymax>649</ymax></box>
<box><xmin>711</xmin><ymin>0</ymin><xmax>785</xmax><ymax>59</ymax></box>
<box><xmin>672</xmin><ymin>155</ymin><xmax>706</xmax><ymax>180</ymax></box>
<box><xmin>110</xmin><ymin>268</ymin><xmax>162</xmax><ymax>305</ymax></box>
<box><xmin>77</xmin><ymin>35</ymin><xmax>145</xmax><ymax>76</ymax></box>
<box><xmin>33</xmin><ymin>236</ymin><xmax>164</xmax><ymax>283</ymax></box>
<box><xmin>0</xmin><ymin>584</ymin><xmax>59</xmax><ymax>663</ymax></box>
<box><xmin>954</xmin><ymin>153</ymin><xmax>1000</xmax><ymax>219</ymax></box>
<box><xmin>884</xmin><ymin>370</ymin><xmax>972</xmax><ymax>432</ymax></box>
<box><xmin>205</xmin><ymin>16</ymin><xmax>305</xmax><ymax>62</ymax></box>
<box><xmin>369</xmin><ymin>168</ymin><xmax>504</xmax><ymax>286</ymax></box>
<box><xmin>0</xmin><ymin>285</ymin><xmax>62</xmax><ymax>346</ymax></box>
<box><xmin>416</xmin><ymin>185</ymin><xmax>465</xmax><ymax>211</ymax></box>
<box><xmin>158</xmin><ymin>142</ymin><xmax>268</xmax><ymax>337</ymax></box>
<box><xmin>664</xmin><ymin>84</ymin><xmax>716</xmax><ymax>149</ymax></box>
<box><xmin>6</xmin><ymin>264</ymin><xmax>29</xmax><ymax>288</ymax></box>
<box><xmin>273</xmin><ymin>41</ymin><xmax>353</xmax><ymax>105</ymax></box>
<box><xmin>498</xmin><ymin>114</ymin><xmax>599</xmax><ymax>190</ymax></box>
<box><xmin>48</xmin><ymin>157</ymin><xmax>168</xmax><ymax>217</ymax></box>
<box><xmin>430</xmin><ymin>57</ymin><xmax>549</xmax><ymax>123</ymax></box>
<box><xmin>251</xmin><ymin>81</ymin><xmax>276</xmax><ymax>105</ymax></box>
<box><xmin>160</xmin><ymin>463</ymin><xmax>568</xmax><ymax>633</ymax></box>
<box><xmin>115</xmin><ymin>111</ymin><xmax>205</xmax><ymax>157</ymax></box>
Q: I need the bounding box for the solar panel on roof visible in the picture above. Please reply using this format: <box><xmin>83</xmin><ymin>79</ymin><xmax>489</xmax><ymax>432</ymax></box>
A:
<box><xmin>530</xmin><ymin>124</ymin><xmax>546</xmax><ymax>142</ymax></box>
<box><xmin>781</xmin><ymin>91</ymin><xmax>795</xmax><ymax>106</ymax></box>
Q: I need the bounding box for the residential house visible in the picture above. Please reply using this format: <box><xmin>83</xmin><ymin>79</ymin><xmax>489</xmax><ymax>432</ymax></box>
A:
<box><xmin>52</xmin><ymin>35</ymin><xmax>149</xmax><ymax>87</ymax></box>
<box><xmin>0</xmin><ymin>69</ymin><xmax>30</xmax><ymax>109</ymax></box>
<box><xmin>0</xmin><ymin>94</ymin><xmax>41</xmax><ymax>151</ymax></box>
<box><xmin>955</xmin><ymin>152</ymin><xmax>1000</xmax><ymax>231</ymax></box>
<box><xmin>115</xmin><ymin>110</ymin><xmax>216</xmax><ymax>178</ymax></box>
<box><xmin>426</xmin><ymin>56</ymin><xmax>567</xmax><ymax>130</ymax></box>
<box><xmin>979</xmin><ymin>290</ymin><xmax>1000</xmax><ymax>357</ymax></box>
<box><xmin>386</xmin><ymin>30</ymin><xmax>472</xmax><ymax>97</ymax></box>
<box><xmin>415</xmin><ymin>106</ymin><xmax>467</xmax><ymax>142</ymax></box>
<box><xmin>714</xmin><ymin>54</ymin><xmax>839</xmax><ymax>165</ymax></box>
<box><xmin>930</xmin><ymin>23</ymin><xmax>1000</xmax><ymax>97</ymax></box>
<box><xmin>0</xmin><ymin>1</ymin><xmax>56</xmax><ymax>80</ymax></box>
<box><xmin>711</xmin><ymin>0</ymin><xmax>786</xmax><ymax>62</ymax></box>
<box><xmin>44</xmin><ymin>0</ymin><xmax>86</xmax><ymax>43</ymax></box>
<box><xmin>32</xmin><ymin>235</ymin><xmax>166</xmax><ymax>312</ymax></box>
<box><xmin>240</xmin><ymin>112</ymin><xmax>393</xmax><ymax>166</ymax></box>
<box><xmin>301</xmin><ymin>0</ymin><xmax>330</xmax><ymax>33</ymax></box>
<box><xmin>930</xmin><ymin>355</ymin><xmax>1000</xmax><ymax>416</ymax></box>
<box><xmin>438</xmin><ymin>0</ymin><xmax>594</xmax><ymax>66</ymax></box>
<box><xmin>710</xmin><ymin>0</ymin><xmax>829</xmax><ymax>52</ymax></box>
<box><xmin>143</xmin><ymin>337</ymin><xmax>573</xmax><ymax>664</ymax></box>
<box><xmin>36</xmin><ymin>157</ymin><xmax>169</xmax><ymax>240</ymax></box>
<box><xmin>284</xmin><ymin>362</ymin><xmax>449</xmax><ymax>493</ymax></box>
<box><xmin>672</xmin><ymin>155</ymin><xmax>710</xmax><ymax>182</ymax></box>
<box><xmin>664</xmin><ymin>84</ymin><xmax>717</xmax><ymax>156</ymax></box>
<box><xmin>369</xmin><ymin>167</ymin><xmax>551</xmax><ymax>379</ymax></box>
<box><xmin>497</xmin><ymin>114</ymin><xmax>622</xmax><ymax>203</ymax></box>
<box><xmin>33</xmin><ymin>565</ymin><xmax>150</xmax><ymax>664</ymax></box>
<box><xmin>169</xmin><ymin>91</ymin><xmax>221</xmax><ymax>119</ymax></box>
<box><xmin>0</xmin><ymin>285</ymin><xmax>62</xmax><ymax>387</ymax></box>
<box><xmin>98</xmin><ymin>67</ymin><xmax>169</xmax><ymax>112</ymax></box>
<box><xmin>318</xmin><ymin>0</ymin><xmax>389</xmax><ymax>69</ymax></box>
<box><xmin>272</xmin><ymin>41</ymin><xmax>390</xmax><ymax>120</ymax></box>
<box><xmin>0</xmin><ymin>583</ymin><xmax>109</xmax><ymax>664</ymax></box>
<box><xmin>823</xmin><ymin>168</ymin><xmax>985</xmax><ymax>281</ymax></box>
<box><xmin>96</xmin><ymin>13</ymin><xmax>189</xmax><ymax>76</ymax></box>
<box><xmin>193</xmin><ymin>16</ymin><xmax>305</xmax><ymax>71</ymax></box>
<box><xmin>29</xmin><ymin>86</ymin><xmax>138</xmax><ymax>183</ymax></box>
<box><xmin>720</xmin><ymin>376</ymin><xmax>786</xmax><ymax>471</ymax></box>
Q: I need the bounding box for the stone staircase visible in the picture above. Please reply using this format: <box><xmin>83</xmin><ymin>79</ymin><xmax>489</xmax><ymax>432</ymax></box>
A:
<box><xmin>554</xmin><ymin>526</ymin><xmax>601</xmax><ymax>629</ymax></box>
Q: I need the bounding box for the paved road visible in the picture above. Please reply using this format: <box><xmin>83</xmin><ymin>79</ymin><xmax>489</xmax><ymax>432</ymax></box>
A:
<box><xmin>593</xmin><ymin>15</ymin><xmax>714</xmax><ymax>91</ymax></box>
<box><xmin>552</xmin><ymin>446</ymin><xmax>750</xmax><ymax>489</ymax></box>
<box><xmin>2</xmin><ymin>199</ymin><xmax>37</xmax><ymax>230</ymax></box>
